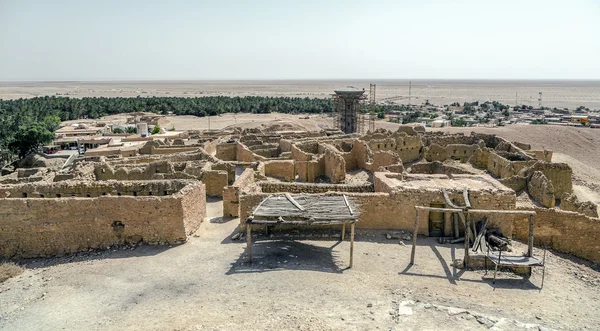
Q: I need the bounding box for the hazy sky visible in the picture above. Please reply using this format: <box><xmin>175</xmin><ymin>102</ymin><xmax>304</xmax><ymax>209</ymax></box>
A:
<box><xmin>1</xmin><ymin>0</ymin><xmax>599</xmax><ymax>81</ymax></box>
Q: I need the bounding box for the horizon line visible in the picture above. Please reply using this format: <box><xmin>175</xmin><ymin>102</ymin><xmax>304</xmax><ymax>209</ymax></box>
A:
<box><xmin>2</xmin><ymin>78</ymin><xmax>600</xmax><ymax>84</ymax></box>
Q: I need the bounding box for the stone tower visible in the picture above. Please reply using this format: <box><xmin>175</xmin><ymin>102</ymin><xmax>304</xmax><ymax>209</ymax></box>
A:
<box><xmin>333</xmin><ymin>87</ymin><xmax>365</xmax><ymax>134</ymax></box>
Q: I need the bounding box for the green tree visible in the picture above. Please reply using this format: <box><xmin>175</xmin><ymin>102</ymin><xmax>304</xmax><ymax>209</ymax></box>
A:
<box><xmin>151</xmin><ymin>125</ymin><xmax>161</xmax><ymax>135</ymax></box>
<box><xmin>9</xmin><ymin>123</ymin><xmax>55</xmax><ymax>157</ymax></box>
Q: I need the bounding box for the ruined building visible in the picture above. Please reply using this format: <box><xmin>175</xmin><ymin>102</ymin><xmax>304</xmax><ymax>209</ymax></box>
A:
<box><xmin>0</xmin><ymin>117</ymin><xmax>598</xmax><ymax>266</ymax></box>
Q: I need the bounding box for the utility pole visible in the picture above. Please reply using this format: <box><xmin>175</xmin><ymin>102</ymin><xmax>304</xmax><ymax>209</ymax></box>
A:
<box><xmin>515</xmin><ymin>92</ymin><xmax>518</xmax><ymax>107</ymax></box>
<box><xmin>538</xmin><ymin>92</ymin><xmax>542</xmax><ymax>109</ymax></box>
<box><xmin>408</xmin><ymin>81</ymin><xmax>412</xmax><ymax>106</ymax></box>
<box><xmin>208</xmin><ymin>115</ymin><xmax>211</xmax><ymax>131</ymax></box>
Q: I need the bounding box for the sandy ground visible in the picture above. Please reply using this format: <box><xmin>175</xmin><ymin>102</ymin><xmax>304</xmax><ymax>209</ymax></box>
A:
<box><xmin>1</xmin><ymin>199</ymin><xmax>599</xmax><ymax>330</ymax></box>
<box><xmin>2</xmin><ymin>80</ymin><xmax>600</xmax><ymax>109</ymax></box>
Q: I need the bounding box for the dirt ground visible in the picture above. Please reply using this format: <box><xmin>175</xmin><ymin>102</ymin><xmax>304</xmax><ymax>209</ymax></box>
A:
<box><xmin>2</xmin><ymin>80</ymin><xmax>600</xmax><ymax>109</ymax></box>
<box><xmin>1</xmin><ymin>199</ymin><xmax>599</xmax><ymax>330</ymax></box>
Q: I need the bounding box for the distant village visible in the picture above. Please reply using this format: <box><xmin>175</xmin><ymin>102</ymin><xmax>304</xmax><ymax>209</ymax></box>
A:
<box><xmin>381</xmin><ymin>100</ymin><xmax>599</xmax><ymax>129</ymax></box>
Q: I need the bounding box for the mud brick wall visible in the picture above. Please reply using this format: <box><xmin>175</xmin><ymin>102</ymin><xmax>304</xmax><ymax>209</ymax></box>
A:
<box><xmin>223</xmin><ymin>168</ymin><xmax>257</xmax><ymax>217</ymax></box>
<box><xmin>263</xmin><ymin>160</ymin><xmax>295</xmax><ymax>182</ymax></box>
<box><xmin>486</xmin><ymin>152</ymin><xmax>532</xmax><ymax>178</ymax></box>
<box><xmin>0</xmin><ymin>181</ymin><xmax>205</xmax><ymax>258</ymax></box>
<box><xmin>528</xmin><ymin>171</ymin><xmax>555</xmax><ymax>208</ymax></box>
<box><xmin>258</xmin><ymin>182</ymin><xmax>373</xmax><ymax>194</ymax></box>
<box><xmin>150</xmin><ymin>146</ymin><xmax>199</xmax><ymax>155</ymax></box>
<box><xmin>0</xmin><ymin>180</ymin><xmax>190</xmax><ymax>198</ymax></box>
<box><xmin>513</xmin><ymin>207</ymin><xmax>600</xmax><ymax>264</ymax></box>
<box><xmin>239</xmin><ymin>189</ymin><xmax>515</xmax><ymax>235</ymax></box>
<box><xmin>201</xmin><ymin>170</ymin><xmax>228</xmax><ymax>197</ymax></box>
<box><xmin>526</xmin><ymin>150</ymin><xmax>553</xmax><ymax>162</ymax></box>
<box><xmin>531</xmin><ymin>162</ymin><xmax>572</xmax><ymax>197</ymax></box>
<box><xmin>203</xmin><ymin>139</ymin><xmax>219</xmax><ymax>156</ymax></box>
<box><xmin>236</xmin><ymin>142</ymin><xmax>266</xmax><ymax>162</ymax></box>
<box><xmin>216</xmin><ymin>143</ymin><xmax>237</xmax><ymax>161</ymax></box>
<box><xmin>322</xmin><ymin>145</ymin><xmax>346</xmax><ymax>183</ymax></box>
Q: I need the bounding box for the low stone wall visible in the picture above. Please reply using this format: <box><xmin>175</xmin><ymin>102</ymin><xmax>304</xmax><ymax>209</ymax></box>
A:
<box><xmin>258</xmin><ymin>182</ymin><xmax>374</xmax><ymax>194</ymax></box>
<box><xmin>514</xmin><ymin>207</ymin><xmax>600</xmax><ymax>264</ymax></box>
<box><xmin>0</xmin><ymin>180</ymin><xmax>206</xmax><ymax>258</ymax></box>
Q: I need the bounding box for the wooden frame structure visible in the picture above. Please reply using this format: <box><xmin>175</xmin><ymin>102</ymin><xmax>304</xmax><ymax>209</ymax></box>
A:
<box><xmin>245</xmin><ymin>194</ymin><xmax>358</xmax><ymax>268</ymax></box>
<box><xmin>410</xmin><ymin>206</ymin><xmax>545</xmax><ymax>287</ymax></box>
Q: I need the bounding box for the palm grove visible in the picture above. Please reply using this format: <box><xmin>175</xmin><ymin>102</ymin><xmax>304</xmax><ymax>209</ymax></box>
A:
<box><xmin>0</xmin><ymin>95</ymin><xmax>338</xmax><ymax>165</ymax></box>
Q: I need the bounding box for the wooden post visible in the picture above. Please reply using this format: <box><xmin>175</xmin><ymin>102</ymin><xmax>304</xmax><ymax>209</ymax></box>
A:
<box><xmin>527</xmin><ymin>215</ymin><xmax>534</xmax><ymax>257</ymax></box>
<box><xmin>410</xmin><ymin>210</ymin><xmax>420</xmax><ymax>264</ymax></box>
<box><xmin>246</xmin><ymin>224</ymin><xmax>252</xmax><ymax>263</ymax></box>
<box><xmin>341</xmin><ymin>223</ymin><xmax>346</xmax><ymax>241</ymax></box>
<box><xmin>528</xmin><ymin>214</ymin><xmax>534</xmax><ymax>277</ymax></box>
<box><xmin>349</xmin><ymin>222</ymin><xmax>355</xmax><ymax>268</ymax></box>
<box><xmin>460</xmin><ymin>211</ymin><xmax>469</xmax><ymax>269</ymax></box>
<box><xmin>453</xmin><ymin>213</ymin><xmax>459</xmax><ymax>238</ymax></box>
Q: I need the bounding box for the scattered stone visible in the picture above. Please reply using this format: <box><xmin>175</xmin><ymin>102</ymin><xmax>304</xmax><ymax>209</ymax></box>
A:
<box><xmin>398</xmin><ymin>300</ymin><xmax>414</xmax><ymax>316</ymax></box>
<box><xmin>398</xmin><ymin>241</ymin><xmax>406</xmax><ymax>247</ymax></box>
<box><xmin>367</xmin><ymin>303</ymin><xmax>373</xmax><ymax>308</ymax></box>
<box><xmin>476</xmin><ymin>316</ymin><xmax>495</xmax><ymax>328</ymax></box>
<box><xmin>447</xmin><ymin>307</ymin><xmax>467</xmax><ymax>316</ymax></box>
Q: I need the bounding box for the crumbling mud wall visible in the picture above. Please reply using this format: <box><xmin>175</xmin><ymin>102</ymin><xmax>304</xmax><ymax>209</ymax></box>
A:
<box><xmin>362</xmin><ymin>130</ymin><xmax>422</xmax><ymax>164</ymax></box>
<box><xmin>322</xmin><ymin>145</ymin><xmax>346</xmax><ymax>183</ymax></box>
<box><xmin>487</xmin><ymin>152</ymin><xmax>536</xmax><ymax>179</ymax></box>
<box><xmin>216</xmin><ymin>143</ymin><xmax>237</xmax><ymax>161</ymax></box>
<box><xmin>258</xmin><ymin>182</ymin><xmax>373</xmax><ymax>194</ymax></box>
<box><xmin>0</xmin><ymin>180</ymin><xmax>206</xmax><ymax>258</ymax></box>
<box><xmin>514</xmin><ymin>207</ymin><xmax>600</xmax><ymax>264</ymax></box>
<box><xmin>223</xmin><ymin>168</ymin><xmax>258</xmax><ymax>217</ymax></box>
<box><xmin>527</xmin><ymin>171</ymin><xmax>556</xmax><ymax>208</ymax></box>
<box><xmin>0</xmin><ymin>180</ymin><xmax>190</xmax><ymax>198</ymax></box>
<box><xmin>410</xmin><ymin>161</ymin><xmax>476</xmax><ymax>175</ymax></box>
<box><xmin>263</xmin><ymin>160</ymin><xmax>295</xmax><ymax>182</ymax></box>
<box><xmin>529</xmin><ymin>162</ymin><xmax>572</xmax><ymax>197</ymax></box>
<box><xmin>239</xmin><ymin>187</ymin><xmax>515</xmax><ymax>236</ymax></box>
<box><xmin>560</xmin><ymin>193</ymin><xmax>599</xmax><ymax>218</ymax></box>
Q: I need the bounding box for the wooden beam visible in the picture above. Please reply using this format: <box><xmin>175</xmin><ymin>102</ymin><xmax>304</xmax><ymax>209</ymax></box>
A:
<box><xmin>284</xmin><ymin>193</ymin><xmax>305</xmax><ymax>211</ymax></box>
<box><xmin>442</xmin><ymin>189</ymin><xmax>461</xmax><ymax>209</ymax></box>
<box><xmin>342</xmin><ymin>194</ymin><xmax>354</xmax><ymax>215</ymax></box>
<box><xmin>350</xmin><ymin>222</ymin><xmax>355</xmax><ymax>268</ymax></box>
<box><xmin>341</xmin><ymin>223</ymin><xmax>346</xmax><ymax>241</ymax></box>
<box><xmin>410</xmin><ymin>210</ymin><xmax>420</xmax><ymax>264</ymax></box>
<box><xmin>528</xmin><ymin>214</ymin><xmax>534</xmax><ymax>257</ymax></box>
<box><xmin>246</xmin><ymin>224</ymin><xmax>252</xmax><ymax>263</ymax></box>
<box><xmin>251</xmin><ymin>194</ymin><xmax>272</xmax><ymax>217</ymax></box>
<box><xmin>415</xmin><ymin>206</ymin><xmax>536</xmax><ymax>216</ymax></box>
<box><xmin>459</xmin><ymin>212</ymin><xmax>469</xmax><ymax>269</ymax></box>
<box><xmin>463</xmin><ymin>187</ymin><xmax>472</xmax><ymax>209</ymax></box>
<box><xmin>248</xmin><ymin>219</ymin><xmax>356</xmax><ymax>226</ymax></box>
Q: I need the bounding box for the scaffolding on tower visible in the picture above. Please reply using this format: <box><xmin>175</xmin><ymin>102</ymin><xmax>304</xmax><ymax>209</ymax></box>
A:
<box><xmin>368</xmin><ymin>84</ymin><xmax>376</xmax><ymax>132</ymax></box>
<box><xmin>331</xmin><ymin>93</ymin><xmax>342</xmax><ymax>131</ymax></box>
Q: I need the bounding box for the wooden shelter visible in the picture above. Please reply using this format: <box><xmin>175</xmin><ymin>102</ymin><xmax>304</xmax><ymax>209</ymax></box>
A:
<box><xmin>410</xmin><ymin>205</ymin><xmax>546</xmax><ymax>287</ymax></box>
<box><xmin>245</xmin><ymin>194</ymin><xmax>358</xmax><ymax>267</ymax></box>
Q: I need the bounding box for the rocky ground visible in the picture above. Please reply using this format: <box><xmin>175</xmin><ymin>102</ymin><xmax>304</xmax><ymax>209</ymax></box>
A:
<box><xmin>1</xmin><ymin>200</ymin><xmax>599</xmax><ymax>330</ymax></box>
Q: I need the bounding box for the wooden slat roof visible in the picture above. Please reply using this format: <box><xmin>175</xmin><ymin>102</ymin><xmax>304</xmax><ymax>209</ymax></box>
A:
<box><xmin>251</xmin><ymin>194</ymin><xmax>358</xmax><ymax>222</ymax></box>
